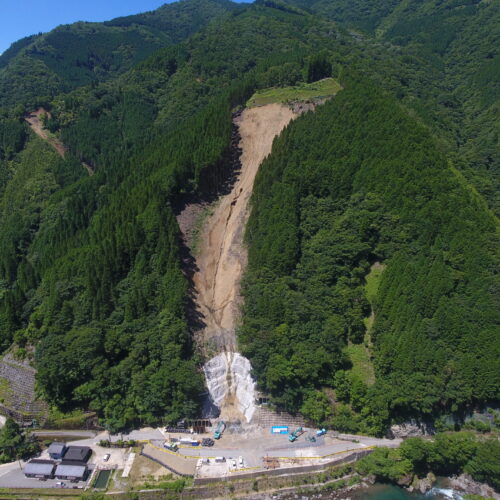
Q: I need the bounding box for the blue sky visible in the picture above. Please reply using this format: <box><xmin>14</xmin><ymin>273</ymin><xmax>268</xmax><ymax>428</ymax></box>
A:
<box><xmin>0</xmin><ymin>0</ymin><xmax>248</xmax><ymax>55</ymax></box>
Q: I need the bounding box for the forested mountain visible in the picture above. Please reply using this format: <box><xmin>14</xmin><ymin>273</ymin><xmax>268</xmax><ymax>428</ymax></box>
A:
<box><xmin>242</xmin><ymin>75</ymin><xmax>498</xmax><ymax>434</ymax></box>
<box><xmin>0</xmin><ymin>0</ymin><xmax>238</xmax><ymax>107</ymax></box>
<box><xmin>0</xmin><ymin>0</ymin><xmax>498</xmax><ymax>437</ymax></box>
<box><xmin>288</xmin><ymin>0</ymin><xmax>500</xmax><ymax>211</ymax></box>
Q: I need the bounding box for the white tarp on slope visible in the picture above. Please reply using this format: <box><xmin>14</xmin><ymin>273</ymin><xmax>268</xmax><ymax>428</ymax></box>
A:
<box><xmin>203</xmin><ymin>352</ymin><xmax>256</xmax><ymax>422</ymax></box>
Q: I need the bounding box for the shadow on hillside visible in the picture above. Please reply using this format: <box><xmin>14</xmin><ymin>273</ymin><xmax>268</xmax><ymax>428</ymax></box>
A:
<box><xmin>173</xmin><ymin>110</ymin><xmax>243</xmax><ymax>336</ymax></box>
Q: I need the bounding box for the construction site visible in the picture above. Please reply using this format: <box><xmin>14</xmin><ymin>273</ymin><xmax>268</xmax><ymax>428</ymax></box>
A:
<box><xmin>140</xmin><ymin>422</ymin><xmax>397</xmax><ymax>483</ymax></box>
<box><xmin>138</xmin><ymin>97</ymin><xmax>401</xmax><ymax>488</ymax></box>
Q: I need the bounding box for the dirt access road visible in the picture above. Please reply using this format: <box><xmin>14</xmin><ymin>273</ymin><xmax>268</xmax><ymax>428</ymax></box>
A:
<box><xmin>193</xmin><ymin>104</ymin><xmax>297</xmax><ymax>353</ymax></box>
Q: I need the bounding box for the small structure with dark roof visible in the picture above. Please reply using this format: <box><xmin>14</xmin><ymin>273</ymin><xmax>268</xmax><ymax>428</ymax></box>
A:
<box><xmin>24</xmin><ymin>459</ymin><xmax>55</xmax><ymax>479</ymax></box>
<box><xmin>63</xmin><ymin>446</ymin><xmax>92</xmax><ymax>463</ymax></box>
<box><xmin>55</xmin><ymin>460</ymin><xmax>89</xmax><ymax>481</ymax></box>
<box><xmin>47</xmin><ymin>442</ymin><xmax>67</xmax><ymax>460</ymax></box>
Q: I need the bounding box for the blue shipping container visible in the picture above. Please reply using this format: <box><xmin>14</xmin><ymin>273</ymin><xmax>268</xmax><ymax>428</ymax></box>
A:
<box><xmin>271</xmin><ymin>426</ymin><xmax>289</xmax><ymax>434</ymax></box>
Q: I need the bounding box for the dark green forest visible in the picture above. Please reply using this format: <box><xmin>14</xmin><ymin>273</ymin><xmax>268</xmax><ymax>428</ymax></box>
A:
<box><xmin>241</xmin><ymin>76</ymin><xmax>499</xmax><ymax>435</ymax></box>
<box><xmin>0</xmin><ymin>0</ymin><xmax>498</xmax><ymax>442</ymax></box>
<box><xmin>357</xmin><ymin>432</ymin><xmax>500</xmax><ymax>490</ymax></box>
<box><xmin>0</xmin><ymin>0</ymin><xmax>240</xmax><ymax>107</ymax></box>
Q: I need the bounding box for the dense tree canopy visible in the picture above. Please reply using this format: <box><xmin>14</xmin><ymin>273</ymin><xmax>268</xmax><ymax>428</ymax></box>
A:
<box><xmin>241</xmin><ymin>75</ymin><xmax>499</xmax><ymax>434</ymax></box>
<box><xmin>0</xmin><ymin>418</ymin><xmax>40</xmax><ymax>463</ymax></box>
<box><xmin>357</xmin><ymin>433</ymin><xmax>500</xmax><ymax>491</ymax></box>
<box><xmin>0</xmin><ymin>0</ymin><xmax>497</xmax><ymax>444</ymax></box>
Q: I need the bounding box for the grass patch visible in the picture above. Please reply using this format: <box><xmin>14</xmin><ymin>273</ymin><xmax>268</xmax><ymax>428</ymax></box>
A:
<box><xmin>344</xmin><ymin>342</ymin><xmax>375</xmax><ymax>386</ymax></box>
<box><xmin>0</xmin><ymin>488</ymin><xmax>79</xmax><ymax>498</ymax></box>
<box><xmin>344</xmin><ymin>262</ymin><xmax>385</xmax><ymax>385</ymax></box>
<box><xmin>142</xmin><ymin>478</ymin><xmax>187</xmax><ymax>491</ymax></box>
<box><xmin>363</xmin><ymin>315</ymin><xmax>374</xmax><ymax>332</ymax></box>
<box><xmin>45</xmin><ymin>407</ymin><xmax>93</xmax><ymax>429</ymax></box>
<box><xmin>247</xmin><ymin>78</ymin><xmax>342</xmax><ymax>107</ymax></box>
<box><xmin>365</xmin><ymin>262</ymin><xmax>385</xmax><ymax>305</ymax></box>
<box><xmin>0</xmin><ymin>376</ymin><xmax>13</xmax><ymax>406</ymax></box>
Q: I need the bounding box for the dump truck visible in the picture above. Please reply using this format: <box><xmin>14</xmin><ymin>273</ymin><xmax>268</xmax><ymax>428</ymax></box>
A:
<box><xmin>288</xmin><ymin>426</ymin><xmax>304</xmax><ymax>442</ymax></box>
<box><xmin>214</xmin><ymin>421</ymin><xmax>226</xmax><ymax>439</ymax></box>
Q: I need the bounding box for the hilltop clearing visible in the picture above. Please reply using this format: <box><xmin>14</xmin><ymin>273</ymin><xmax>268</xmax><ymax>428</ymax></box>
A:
<box><xmin>247</xmin><ymin>78</ymin><xmax>342</xmax><ymax>108</ymax></box>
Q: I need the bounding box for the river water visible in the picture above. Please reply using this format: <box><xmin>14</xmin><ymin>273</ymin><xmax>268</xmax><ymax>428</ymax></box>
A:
<box><xmin>350</xmin><ymin>483</ymin><xmax>463</xmax><ymax>500</ymax></box>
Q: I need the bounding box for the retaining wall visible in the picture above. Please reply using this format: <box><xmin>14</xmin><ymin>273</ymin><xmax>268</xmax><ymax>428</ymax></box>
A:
<box><xmin>192</xmin><ymin>449</ymin><xmax>372</xmax><ymax>485</ymax></box>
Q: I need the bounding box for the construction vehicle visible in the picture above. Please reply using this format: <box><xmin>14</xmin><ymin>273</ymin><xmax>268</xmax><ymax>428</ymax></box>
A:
<box><xmin>316</xmin><ymin>428</ymin><xmax>327</xmax><ymax>437</ymax></box>
<box><xmin>163</xmin><ymin>442</ymin><xmax>178</xmax><ymax>452</ymax></box>
<box><xmin>288</xmin><ymin>426</ymin><xmax>304</xmax><ymax>442</ymax></box>
<box><xmin>214</xmin><ymin>421</ymin><xmax>226</xmax><ymax>439</ymax></box>
<box><xmin>306</xmin><ymin>431</ymin><xmax>316</xmax><ymax>443</ymax></box>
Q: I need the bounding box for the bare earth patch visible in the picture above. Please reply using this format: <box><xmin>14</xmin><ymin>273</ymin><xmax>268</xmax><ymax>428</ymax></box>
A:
<box><xmin>25</xmin><ymin>108</ymin><xmax>67</xmax><ymax>158</ymax></box>
<box><xmin>25</xmin><ymin>107</ymin><xmax>94</xmax><ymax>175</ymax></box>
<box><xmin>193</xmin><ymin>103</ymin><xmax>297</xmax><ymax>354</ymax></box>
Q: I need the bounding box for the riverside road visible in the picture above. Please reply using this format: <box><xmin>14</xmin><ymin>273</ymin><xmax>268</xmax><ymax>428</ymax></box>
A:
<box><xmin>0</xmin><ymin>426</ymin><xmax>401</xmax><ymax>489</ymax></box>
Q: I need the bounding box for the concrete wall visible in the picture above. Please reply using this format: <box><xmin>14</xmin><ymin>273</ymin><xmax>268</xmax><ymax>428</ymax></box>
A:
<box><xmin>192</xmin><ymin>449</ymin><xmax>373</xmax><ymax>486</ymax></box>
<box><xmin>140</xmin><ymin>446</ymin><xmax>194</xmax><ymax>478</ymax></box>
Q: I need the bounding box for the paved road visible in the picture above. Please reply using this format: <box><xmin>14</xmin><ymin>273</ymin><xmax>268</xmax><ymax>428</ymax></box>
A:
<box><xmin>169</xmin><ymin>434</ymin><xmax>383</xmax><ymax>468</ymax></box>
<box><xmin>0</xmin><ymin>426</ymin><xmax>400</xmax><ymax>489</ymax></box>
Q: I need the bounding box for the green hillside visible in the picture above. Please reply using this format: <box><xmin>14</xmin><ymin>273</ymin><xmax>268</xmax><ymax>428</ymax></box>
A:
<box><xmin>288</xmin><ymin>0</ymin><xmax>500</xmax><ymax>213</ymax></box>
<box><xmin>241</xmin><ymin>76</ymin><xmax>499</xmax><ymax>435</ymax></box>
<box><xmin>0</xmin><ymin>0</ymin><xmax>497</xmax><ymax>445</ymax></box>
<box><xmin>0</xmin><ymin>0</ymin><xmax>237</xmax><ymax>107</ymax></box>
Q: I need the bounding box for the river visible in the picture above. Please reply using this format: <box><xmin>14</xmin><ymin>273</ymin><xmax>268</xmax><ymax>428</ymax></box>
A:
<box><xmin>350</xmin><ymin>482</ymin><xmax>463</xmax><ymax>500</ymax></box>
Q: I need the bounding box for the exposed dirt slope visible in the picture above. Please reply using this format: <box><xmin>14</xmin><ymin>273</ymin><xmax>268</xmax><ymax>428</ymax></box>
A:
<box><xmin>193</xmin><ymin>104</ymin><xmax>297</xmax><ymax>356</ymax></box>
<box><xmin>25</xmin><ymin>108</ymin><xmax>67</xmax><ymax>157</ymax></box>
<box><xmin>25</xmin><ymin>108</ymin><xmax>94</xmax><ymax>175</ymax></box>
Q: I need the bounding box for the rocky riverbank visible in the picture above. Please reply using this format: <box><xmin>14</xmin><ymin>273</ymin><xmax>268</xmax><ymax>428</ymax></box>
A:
<box><xmin>248</xmin><ymin>474</ymin><xmax>499</xmax><ymax>500</ymax></box>
<box><xmin>448</xmin><ymin>474</ymin><xmax>499</xmax><ymax>499</ymax></box>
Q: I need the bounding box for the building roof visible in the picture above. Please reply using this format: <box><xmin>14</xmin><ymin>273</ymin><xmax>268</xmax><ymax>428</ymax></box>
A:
<box><xmin>55</xmin><ymin>461</ymin><xmax>87</xmax><ymax>478</ymax></box>
<box><xmin>63</xmin><ymin>446</ymin><xmax>92</xmax><ymax>462</ymax></box>
<box><xmin>24</xmin><ymin>459</ymin><xmax>55</xmax><ymax>476</ymax></box>
<box><xmin>48</xmin><ymin>442</ymin><xmax>66</xmax><ymax>454</ymax></box>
